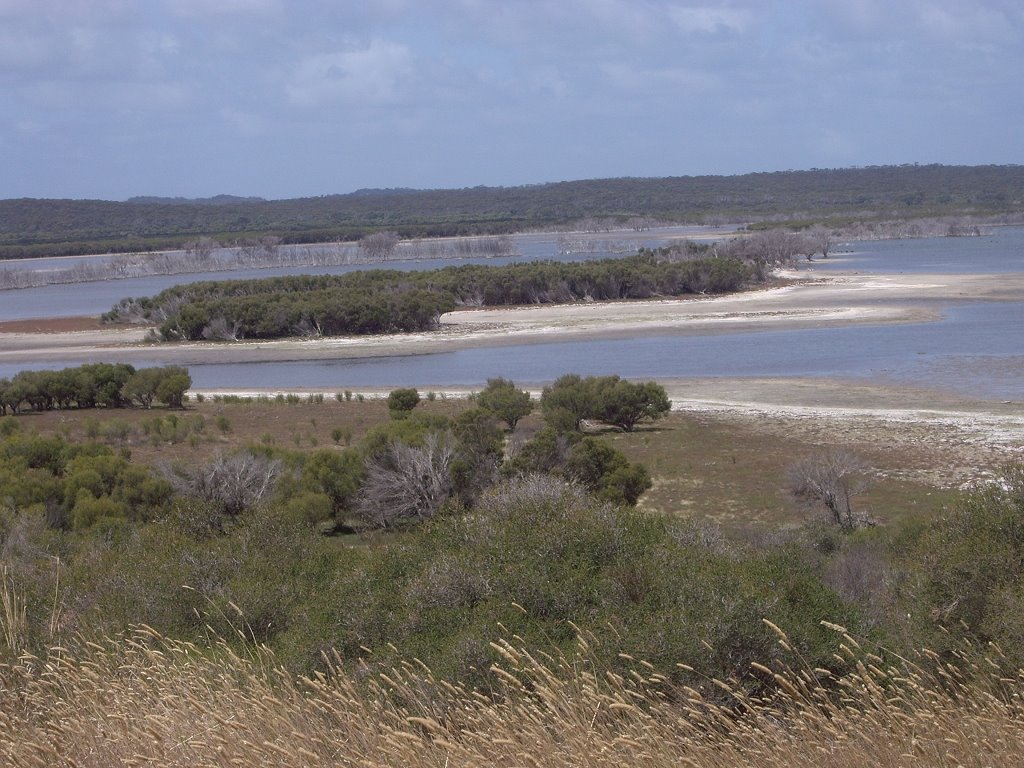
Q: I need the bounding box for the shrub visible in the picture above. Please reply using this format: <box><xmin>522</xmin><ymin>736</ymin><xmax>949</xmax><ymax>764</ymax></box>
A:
<box><xmin>476</xmin><ymin>377</ymin><xmax>533</xmax><ymax>431</ymax></box>
<box><xmin>387</xmin><ymin>388</ymin><xmax>420</xmax><ymax>419</ymax></box>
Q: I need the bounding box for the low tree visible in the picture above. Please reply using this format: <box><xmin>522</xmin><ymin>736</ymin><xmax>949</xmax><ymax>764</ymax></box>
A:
<box><xmin>387</xmin><ymin>387</ymin><xmax>421</xmax><ymax>419</ymax></box>
<box><xmin>155</xmin><ymin>366</ymin><xmax>192</xmax><ymax>409</ymax></box>
<box><xmin>165</xmin><ymin>450</ymin><xmax>283</xmax><ymax>524</ymax></box>
<box><xmin>787</xmin><ymin>450</ymin><xmax>872</xmax><ymax>530</ymax></box>
<box><xmin>359</xmin><ymin>231</ymin><xmax>400</xmax><ymax>260</ymax></box>
<box><xmin>356</xmin><ymin>432</ymin><xmax>455</xmax><ymax>528</ymax></box>
<box><xmin>594</xmin><ymin>377</ymin><xmax>671</xmax><ymax>432</ymax></box>
<box><xmin>476</xmin><ymin>378</ymin><xmax>533</xmax><ymax>431</ymax></box>
<box><xmin>565</xmin><ymin>437</ymin><xmax>652</xmax><ymax>506</ymax></box>
<box><xmin>122</xmin><ymin>368</ymin><xmax>164</xmax><ymax>409</ymax></box>
<box><xmin>540</xmin><ymin>374</ymin><xmax>594</xmax><ymax>432</ymax></box>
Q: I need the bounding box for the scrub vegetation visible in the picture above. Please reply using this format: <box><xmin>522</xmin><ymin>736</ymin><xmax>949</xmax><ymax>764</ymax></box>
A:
<box><xmin>103</xmin><ymin>251</ymin><xmax>757</xmax><ymax>340</ymax></box>
<box><xmin>1</xmin><ymin>366</ymin><xmax>1023</xmax><ymax>763</ymax></box>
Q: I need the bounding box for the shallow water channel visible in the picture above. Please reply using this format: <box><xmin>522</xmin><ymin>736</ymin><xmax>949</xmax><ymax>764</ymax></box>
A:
<box><xmin>2</xmin><ymin>227</ymin><xmax>1023</xmax><ymax>399</ymax></box>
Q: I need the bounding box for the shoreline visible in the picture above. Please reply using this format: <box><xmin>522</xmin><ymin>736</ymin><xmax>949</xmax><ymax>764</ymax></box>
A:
<box><xmin>4</xmin><ymin>270</ymin><xmax>1022</xmax><ymax>368</ymax></box>
<box><xmin>1</xmin><ymin>269</ymin><xmax>1023</xmax><ymax>450</ymax></box>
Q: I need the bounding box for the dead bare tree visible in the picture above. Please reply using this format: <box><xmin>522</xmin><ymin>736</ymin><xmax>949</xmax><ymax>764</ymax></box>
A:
<box><xmin>358</xmin><ymin>231</ymin><xmax>400</xmax><ymax>260</ymax></box>
<box><xmin>807</xmin><ymin>225</ymin><xmax>833</xmax><ymax>258</ymax></box>
<box><xmin>356</xmin><ymin>432</ymin><xmax>455</xmax><ymax>528</ymax></box>
<box><xmin>164</xmin><ymin>451</ymin><xmax>282</xmax><ymax>519</ymax></box>
<box><xmin>787</xmin><ymin>450</ymin><xmax>872</xmax><ymax>530</ymax></box>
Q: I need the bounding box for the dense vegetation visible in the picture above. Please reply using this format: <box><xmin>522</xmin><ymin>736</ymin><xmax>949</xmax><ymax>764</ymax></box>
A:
<box><xmin>0</xmin><ymin>363</ymin><xmax>191</xmax><ymax>414</ymax></box>
<box><xmin>104</xmin><ymin>252</ymin><xmax>755</xmax><ymax>341</ymax></box>
<box><xmin>3</xmin><ymin>164</ymin><xmax>1022</xmax><ymax>259</ymax></box>
<box><xmin>3</xmin><ymin>362</ymin><xmax>1024</xmax><ymax>764</ymax></box>
<box><xmin>1</xmin><ymin>364</ymin><xmax>1024</xmax><ymax>697</ymax></box>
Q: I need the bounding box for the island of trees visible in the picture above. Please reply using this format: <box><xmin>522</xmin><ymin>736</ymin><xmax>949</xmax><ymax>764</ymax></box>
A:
<box><xmin>103</xmin><ymin>249</ymin><xmax>763</xmax><ymax>341</ymax></box>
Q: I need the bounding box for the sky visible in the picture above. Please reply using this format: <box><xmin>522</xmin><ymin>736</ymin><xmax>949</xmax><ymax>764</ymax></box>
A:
<box><xmin>1</xmin><ymin>0</ymin><xmax>1022</xmax><ymax>200</ymax></box>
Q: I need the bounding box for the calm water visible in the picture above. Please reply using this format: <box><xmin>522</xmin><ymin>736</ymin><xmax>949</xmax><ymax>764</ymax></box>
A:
<box><xmin>2</xmin><ymin>228</ymin><xmax>1023</xmax><ymax>399</ymax></box>
<box><xmin>0</xmin><ymin>226</ymin><xmax>719</xmax><ymax>320</ymax></box>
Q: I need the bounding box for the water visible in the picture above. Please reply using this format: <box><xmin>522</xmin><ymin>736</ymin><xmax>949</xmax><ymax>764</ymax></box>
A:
<box><xmin>2</xmin><ymin>227</ymin><xmax>1023</xmax><ymax>399</ymax></box>
<box><xmin>0</xmin><ymin>226</ymin><xmax>722</xmax><ymax>320</ymax></box>
<box><xmin>805</xmin><ymin>226</ymin><xmax>1024</xmax><ymax>275</ymax></box>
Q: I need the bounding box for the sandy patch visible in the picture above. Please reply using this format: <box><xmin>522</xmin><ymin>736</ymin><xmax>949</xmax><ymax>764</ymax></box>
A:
<box><xmin>1</xmin><ymin>270</ymin><xmax>1022</xmax><ymax>376</ymax></box>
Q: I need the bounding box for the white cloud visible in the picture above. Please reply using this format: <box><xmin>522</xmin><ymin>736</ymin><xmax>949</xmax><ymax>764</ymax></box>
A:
<box><xmin>667</xmin><ymin>5</ymin><xmax>753</xmax><ymax>34</ymax></box>
<box><xmin>286</xmin><ymin>40</ymin><xmax>414</xmax><ymax>107</ymax></box>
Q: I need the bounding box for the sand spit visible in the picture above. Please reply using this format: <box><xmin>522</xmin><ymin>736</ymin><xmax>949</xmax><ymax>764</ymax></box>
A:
<box><xmin>5</xmin><ymin>270</ymin><xmax>1022</xmax><ymax>367</ymax></box>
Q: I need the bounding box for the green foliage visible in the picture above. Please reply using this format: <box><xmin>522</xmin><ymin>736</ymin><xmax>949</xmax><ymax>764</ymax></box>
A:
<box><xmin>0</xmin><ymin>363</ymin><xmax>191</xmax><ymax>415</ymax></box>
<box><xmin>912</xmin><ymin>466</ymin><xmax>1024</xmax><ymax>665</ymax></box>
<box><xmin>386</xmin><ymin>388</ymin><xmax>421</xmax><ymax>419</ymax></box>
<box><xmin>106</xmin><ymin>253</ymin><xmax>752</xmax><ymax>342</ymax></box>
<box><xmin>298</xmin><ymin>449</ymin><xmax>364</xmax><ymax>521</ymax></box>
<box><xmin>300</xmin><ymin>476</ymin><xmax>861</xmax><ymax>688</ymax></box>
<box><xmin>541</xmin><ymin>375</ymin><xmax>671</xmax><ymax>432</ymax></box>
<box><xmin>507</xmin><ymin>428</ymin><xmax>650</xmax><ymax>506</ymax></box>
<box><xmin>565</xmin><ymin>437</ymin><xmax>652</xmax><ymax>506</ymax></box>
<box><xmin>593</xmin><ymin>378</ymin><xmax>671</xmax><ymax>432</ymax></box>
<box><xmin>5</xmin><ymin>165</ymin><xmax>1024</xmax><ymax>260</ymax></box>
<box><xmin>476</xmin><ymin>377</ymin><xmax>533</xmax><ymax>430</ymax></box>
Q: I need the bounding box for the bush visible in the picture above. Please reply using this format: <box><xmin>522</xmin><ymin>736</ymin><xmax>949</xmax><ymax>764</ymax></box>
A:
<box><xmin>476</xmin><ymin>377</ymin><xmax>533</xmax><ymax>431</ymax></box>
<box><xmin>387</xmin><ymin>387</ymin><xmax>420</xmax><ymax>419</ymax></box>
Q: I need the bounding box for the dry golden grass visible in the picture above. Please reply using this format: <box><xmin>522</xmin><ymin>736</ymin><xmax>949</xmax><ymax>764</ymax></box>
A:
<box><xmin>2</xmin><ymin>622</ymin><xmax>1023</xmax><ymax>767</ymax></box>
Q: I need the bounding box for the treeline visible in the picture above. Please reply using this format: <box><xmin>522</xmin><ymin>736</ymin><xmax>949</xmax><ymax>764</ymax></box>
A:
<box><xmin>104</xmin><ymin>253</ymin><xmax>754</xmax><ymax>341</ymax></box>
<box><xmin>3</xmin><ymin>164</ymin><xmax>1023</xmax><ymax>259</ymax></box>
<box><xmin>0</xmin><ymin>363</ymin><xmax>192</xmax><ymax>414</ymax></box>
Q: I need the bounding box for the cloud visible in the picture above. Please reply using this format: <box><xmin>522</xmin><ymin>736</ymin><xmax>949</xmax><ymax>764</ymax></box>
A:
<box><xmin>601</xmin><ymin>61</ymin><xmax>719</xmax><ymax>94</ymax></box>
<box><xmin>24</xmin><ymin>80</ymin><xmax>191</xmax><ymax>112</ymax></box>
<box><xmin>220</xmin><ymin>107</ymin><xmax>268</xmax><ymax>137</ymax></box>
<box><xmin>667</xmin><ymin>5</ymin><xmax>753</xmax><ymax>34</ymax></box>
<box><xmin>286</xmin><ymin>39</ymin><xmax>415</xmax><ymax>107</ymax></box>
<box><xmin>164</xmin><ymin>0</ymin><xmax>282</xmax><ymax>17</ymax></box>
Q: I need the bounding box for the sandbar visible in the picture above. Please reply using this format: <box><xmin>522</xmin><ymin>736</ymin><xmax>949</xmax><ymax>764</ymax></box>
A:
<box><xmin>2</xmin><ymin>270</ymin><xmax>1022</xmax><ymax>369</ymax></box>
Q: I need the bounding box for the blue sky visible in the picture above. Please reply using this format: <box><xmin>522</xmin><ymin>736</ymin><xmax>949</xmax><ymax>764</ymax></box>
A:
<box><xmin>1</xmin><ymin>0</ymin><xmax>1021</xmax><ymax>200</ymax></box>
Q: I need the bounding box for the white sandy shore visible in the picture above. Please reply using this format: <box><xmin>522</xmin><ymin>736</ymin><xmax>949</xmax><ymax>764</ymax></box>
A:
<box><xmin>3</xmin><ymin>270</ymin><xmax>1023</xmax><ymax>368</ymax></box>
<box><xmin>2</xmin><ymin>269</ymin><xmax>1024</xmax><ymax>452</ymax></box>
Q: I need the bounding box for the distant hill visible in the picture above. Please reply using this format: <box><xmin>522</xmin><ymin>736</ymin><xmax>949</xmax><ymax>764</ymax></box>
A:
<box><xmin>1</xmin><ymin>164</ymin><xmax>1022</xmax><ymax>259</ymax></box>
<box><xmin>125</xmin><ymin>195</ymin><xmax>266</xmax><ymax>206</ymax></box>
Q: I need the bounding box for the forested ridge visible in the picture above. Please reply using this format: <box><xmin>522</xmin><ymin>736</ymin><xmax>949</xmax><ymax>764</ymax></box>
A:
<box><xmin>3</xmin><ymin>163</ymin><xmax>1022</xmax><ymax>259</ymax></box>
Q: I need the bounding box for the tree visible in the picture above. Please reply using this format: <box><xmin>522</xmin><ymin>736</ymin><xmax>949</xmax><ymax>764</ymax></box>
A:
<box><xmin>540</xmin><ymin>374</ymin><xmax>594</xmax><ymax>432</ymax></box>
<box><xmin>594</xmin><ymin>378</ymin><xmax>671</xmax><ymax>432</ymax></box>
<box><xmin>387</xmin><ymin>387</ymin><xmax>420</xmax><ymax>419</ymax></box>
<box><xmin>155</xmin><ymin>366</ymin><xmax>192</xmax><ymax>409</ymax></box>
<box><xmin>122</xmin><ymin>368</ymin><xmax>163</xmax><ymax>409</ymax></box>
<box><xmin>359</xmin><ymin>231</ymin><xmax>400</xmax><ymax>260</ymax></box>
<box><xmin>565</xmin><ymin>437</ymin><xmax>651</xmax><ymax>506</ymax></box>
<box><xmin>356</xmin><ymin>432</ymin><xmax>455</xmax><ymax>528</ymax></box>
<box><xmin>787</xmin><ymin>451</ymin><xmax>872</xmax><ymax>530</ymax></box>
<box><xmin>808</xmin><ymin>225</ymin><xmax>833</xmax><ymax>259</ymax></box>
<box><xmin>165</xmin><ymin>450</ymin><xmax>283</xmax><ymax>523</ymax></box>
<box><xmin>476</xmin><ymin>378</ymin><xmax>533</xmax><ymax>431</ymax></box>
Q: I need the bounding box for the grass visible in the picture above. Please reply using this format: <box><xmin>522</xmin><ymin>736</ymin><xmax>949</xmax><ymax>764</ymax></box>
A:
<box><xmin>1</xmin><ymin>623</ymin><xmax>1023</xmax><ymax>767</ymax></box>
